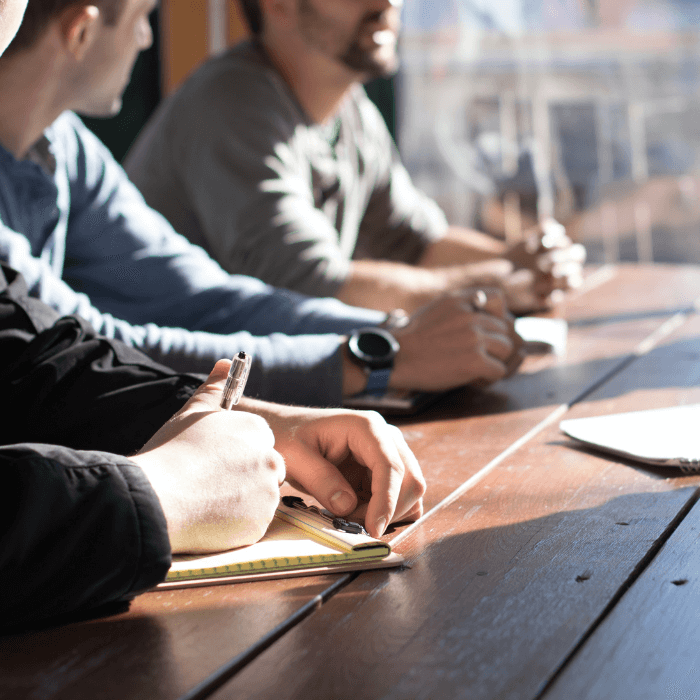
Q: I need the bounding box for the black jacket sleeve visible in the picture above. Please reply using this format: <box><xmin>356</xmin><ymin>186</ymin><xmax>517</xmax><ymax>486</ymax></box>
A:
<box><xmin>0</xmin><ymin>264</ymin><xmax>203</xmax><ymax>454</ymax></box>
<box><xmin>0</xmin><ymin>444</ymin><xmax>171</xmax><ymax>627</ymax></box>
<box><xmin>0</xmin><ymin>264</ymin><xmax>203</xmax><ymax>626</ymax></box>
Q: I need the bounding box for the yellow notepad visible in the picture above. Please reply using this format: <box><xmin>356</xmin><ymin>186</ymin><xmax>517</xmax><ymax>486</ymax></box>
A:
<box><xmin>158</xmin><ymin>499</ymin><xmax>403</xmax><ymax>589</ymax></box>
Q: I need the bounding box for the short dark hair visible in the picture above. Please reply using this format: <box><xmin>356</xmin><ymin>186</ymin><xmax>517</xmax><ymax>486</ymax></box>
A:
<box><xmin>239</xmin><ymin>0</ymin><xmax>263</xmax><ymax>35</ymax></box>
<box><xmin>4</xmin><ymin>0</ymin><xmax>127</xmax><ymax>55</ymax></box>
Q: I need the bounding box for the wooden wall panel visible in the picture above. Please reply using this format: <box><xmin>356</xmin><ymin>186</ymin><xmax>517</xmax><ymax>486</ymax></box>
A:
<box><xmin>160</xmin><ymin>0</ymin><xmax>250</xmax><ymax>95</ymax></box>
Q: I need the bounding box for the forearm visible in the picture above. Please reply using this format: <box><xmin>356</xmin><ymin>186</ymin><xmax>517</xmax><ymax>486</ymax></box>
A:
<box><xmin>336</xmin><ymin>259</ymin><xmax>447</xmax><ymax>313</ymax></box>
<box><xmin>336</xmin><ymin>258</ymin><xmax>514</xmax><ymax>315</ymax></box>
<box><xmin>418</xmin><ymin>226</ymin><xmax>509</xmax><ymax>268</ymax></box>
<box><xmin>142</xmin><ymin>328</ymin><xmax>353</xmax><ymax>407</ymax></box>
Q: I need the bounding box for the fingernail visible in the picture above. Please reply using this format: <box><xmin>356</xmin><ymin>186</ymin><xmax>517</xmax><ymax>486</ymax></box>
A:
<box><xmin>375</xmin><ymin>517</ymin><xmax>388</xmax><ymax>536</ymax></box>
<box><xmin>330</xmin><ymin>491</ymin><xmax>354</xmax><ymax>513</ymax></box>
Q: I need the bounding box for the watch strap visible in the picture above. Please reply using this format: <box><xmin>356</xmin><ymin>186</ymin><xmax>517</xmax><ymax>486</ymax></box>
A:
<box><xmin>364</xmin><ymin>367</ymin><xmax>392</xmax><ymax>396</ymax></box>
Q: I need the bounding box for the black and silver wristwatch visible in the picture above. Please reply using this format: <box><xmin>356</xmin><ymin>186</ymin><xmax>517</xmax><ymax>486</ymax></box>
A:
<box><xmin>346</xmin><ymin>327</ymin><xmax>400</xmax><ymax>396</ymax></box>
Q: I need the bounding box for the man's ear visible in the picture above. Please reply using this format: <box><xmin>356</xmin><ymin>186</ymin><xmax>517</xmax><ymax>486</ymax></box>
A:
<box><xmin>60</xmin><ymin>4</ymin><xmax>101</xmax><ymax>60</ymax></box>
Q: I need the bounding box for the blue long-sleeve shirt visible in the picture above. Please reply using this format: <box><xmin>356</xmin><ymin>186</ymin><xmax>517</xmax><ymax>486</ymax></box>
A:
<box><xmin>0</xmin><ymin>112</ymin><xmax>384</xmax><ymax>405</ymax></box>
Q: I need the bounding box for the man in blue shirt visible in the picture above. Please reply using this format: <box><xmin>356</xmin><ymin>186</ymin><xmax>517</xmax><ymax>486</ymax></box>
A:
<box><xmin>0</xmin><ymin>0</ymin><xmax>425</xmax><ymax>629</ymax></box>
<box><xmin>0</xmin><ymin>0</ymin><xmax>523</xmax><ymax>408</ymax></box>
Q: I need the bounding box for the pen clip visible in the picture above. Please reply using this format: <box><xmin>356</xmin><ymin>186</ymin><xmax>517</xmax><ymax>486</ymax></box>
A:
<box><xmin>281</xmin><ymin>496</ymin><xmax>368</xmax><ymax>536</ymax></box>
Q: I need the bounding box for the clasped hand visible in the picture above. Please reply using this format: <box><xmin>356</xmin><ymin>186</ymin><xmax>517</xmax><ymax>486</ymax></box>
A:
<box><xmin>504</xmin><ymin>219</ymin><xmax>586</xmax><ymax>312</ymax></box>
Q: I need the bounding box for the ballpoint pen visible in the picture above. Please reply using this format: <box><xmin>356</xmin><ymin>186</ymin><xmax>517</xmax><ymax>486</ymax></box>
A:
<box><xmin>220</xmin><ymin>351</ymin><xmax>252</xmax><ymax>409</ymax></box>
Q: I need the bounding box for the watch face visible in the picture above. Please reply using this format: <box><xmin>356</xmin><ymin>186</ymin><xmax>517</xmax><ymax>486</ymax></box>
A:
<box><xmin>357</xmin><ymin>331</ymin><xmax>392</xmax><ymax>357</ymax></box>
<box><xmin>348</xmin><ymin>328</ymin><xmax>399</xmax><ymax>369</ymax></box>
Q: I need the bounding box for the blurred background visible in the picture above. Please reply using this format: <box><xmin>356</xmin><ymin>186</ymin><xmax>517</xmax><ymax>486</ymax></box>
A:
<box><xmin>94</xmin><ymin>0</ymin><xmax>700</xmax><ymax>266</ymax></box>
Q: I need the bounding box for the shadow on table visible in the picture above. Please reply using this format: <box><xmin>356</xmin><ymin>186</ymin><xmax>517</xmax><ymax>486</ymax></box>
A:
<box><xmin>227</xmin><ymin>487</ymin><xmax>700</xmax><ymax>700</ymax></box>
<box><xmin>2</xmin><ymin>485</ymin><xmax>698</xmax><ymax>700</ymax></box>
<box><xmin>398</xmin><ymin>332</ymin><xmax>700</xmax><ymax>425</ymax></box>
<box><xmin>549</xmin><ymin>439</ymin><xmax>700</xmax><ymax>481</ymax></box>
<box><xmin>0</xmin><ymin>614</ymin><xmax>182</xmax><ymax>700</ymax></box>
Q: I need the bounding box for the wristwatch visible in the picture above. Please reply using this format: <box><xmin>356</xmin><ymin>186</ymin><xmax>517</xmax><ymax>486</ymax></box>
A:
<box><xmin>346</xmin><ymin>327</ymin><xmax>400</xmax><ymax>396</ymax></box>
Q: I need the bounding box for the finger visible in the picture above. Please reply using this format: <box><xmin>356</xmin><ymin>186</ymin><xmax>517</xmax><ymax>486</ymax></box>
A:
<box><xmin>271</xmin><ymin>449</ymin><xmax>287</xmax><ymax>487</ymax></box>
<box><xmin>470</xmin><ymin>287</ymin><xmax>509</xmax><ymax>319</ymax></box>
<box><xmin>533</xmin><ymin>272</ymin><xmax>568</xmax><ymax>296</ymax></box>
<box><xmin>539</xmin><ymin>218</ymin><xmax>568</xmax><ymax>248</ymax></box>
<box><xmin>469</xmin><ymin>312</ymin><xmax>512</xmax><ymax>338</ymax></box>
<box><xmin>398</xmin><ymin>499</ymin><xmax>424</xmax><ymax>523</ymax></box>
<box><xmin>456</xmin><ymin>287</ymin><xmax>506</xmax><ymax>319</ymax></box>
<box><xmin>550</xmin><ymin>260</ymin><xmax>585</xmax><ymax>282</ymax></box>
<box><xmin>472</xmin><ymin>346</ymin><xmax>510</xmax><ymax>384</ymax></box>
<box><xmin>281</xmin><ymin>440</ymin><xmax>358</xmax><ymax>516</ymax></box>
<box><xmin>344</xmin><ymin>415</ymin><xmax>407</xmax><ymax>537</ymax></box>
<box><xmin>537</xmin><ymin>244</ymin><xmax>586</xmax><ymax>272</ymax></box>
<box><xmin>384</xmin><ymin>425</ymin><xmax>426</xmax><ymax>523</ymax></box>
<box><xmin>479</xmin><ymin>327</ymin><xmax>515</xmax><ymax>363</ymax></box>
<box><xmin>554</xmin><ymin>242</ymin><xmax>586</xmax><ymax>261</ymax></box>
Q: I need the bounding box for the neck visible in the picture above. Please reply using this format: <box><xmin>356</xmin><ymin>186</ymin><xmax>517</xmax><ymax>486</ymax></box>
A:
<box><xmin>259</xmin><ymin>35</ymin><xmax>360</xmax><ymax>124</ymax></box>
<box><xmin>0</xmin><ymin>44</ymin><xmax>68</xmax><ymax>159</ymax></box>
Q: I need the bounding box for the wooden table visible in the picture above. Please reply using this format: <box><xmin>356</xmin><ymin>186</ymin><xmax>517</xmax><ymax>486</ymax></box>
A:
<box><xmin>3</xmin><ymin>264</ymin><xmax>700</xmax><ymax>700</ymax></box>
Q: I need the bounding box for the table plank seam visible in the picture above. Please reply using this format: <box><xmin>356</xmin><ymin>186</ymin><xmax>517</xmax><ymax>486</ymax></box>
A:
<box><xmin>533</xmin><ymin>487</ymin><xmax>700</xmax><ymax>700</ymax></box>
<box><xmin>390</xmin><ymin>403</ymin><xmax>570</xmax><ymax>549</ymax></box>
<box><xmin>175</xmin><ymin>574</ymin><xmax>358</xmax><ymax>700</ymax></box>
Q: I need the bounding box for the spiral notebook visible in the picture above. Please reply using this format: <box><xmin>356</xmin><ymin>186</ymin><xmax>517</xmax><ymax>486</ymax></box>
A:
<box><xmin>560</xmin><ymin>403</ymin><xmax>700</xmax><ymax>472</ymax></box>
<box><xmin>158</xmin><ymin>498</ymin><xmax>403</xmax><ymax>589</ymax></box>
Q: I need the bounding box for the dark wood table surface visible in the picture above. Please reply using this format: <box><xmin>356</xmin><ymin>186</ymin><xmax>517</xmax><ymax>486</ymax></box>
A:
<box><xmin>2</xmin><ymin>263</ymin><xmax>700</xmax><ymax>700</ymax></box>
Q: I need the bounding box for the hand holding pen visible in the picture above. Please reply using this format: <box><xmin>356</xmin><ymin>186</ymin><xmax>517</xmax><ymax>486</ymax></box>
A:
<box><xmin>132</xmin><ymin>357</ymin><xmax>285</xmax><ymax>553</ymax></box>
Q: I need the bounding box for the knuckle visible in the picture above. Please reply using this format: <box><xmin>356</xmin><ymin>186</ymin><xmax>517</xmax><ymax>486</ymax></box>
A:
<box><xmin>270</xmin><ymin>451</ymin><xmax>286</xmax><ymax>480</ymax></box>
<box><xmin>389</xmin><ymin>457</ymin><xmax>405</xmax><ymax>480</ymax></box>
<box><xmin>409</xmin><ymin>471</ymin><xmax>427</xmax><ymax>499</ymax></box>
<box><xmin>357</xmin><ymin>409</ymin><xmax>386</xmax><ymax>430</ymax></box>
<box><xmin>388</xmin><ymin>424</ymin><xmax>406</xmax><ymax>441</ymax></box>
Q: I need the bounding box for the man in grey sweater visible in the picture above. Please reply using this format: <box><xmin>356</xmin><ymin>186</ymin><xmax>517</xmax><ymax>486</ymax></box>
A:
<box><xmin>126</xmin><ymin>0</ymin><xmax>585</xmax><ymax>316</ymax></box>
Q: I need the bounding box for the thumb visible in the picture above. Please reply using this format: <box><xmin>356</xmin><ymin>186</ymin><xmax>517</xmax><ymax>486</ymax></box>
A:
<box><xmin>187</xmin><ymin>358</ymin><xmax>233</xmax><ymax>411</ymax></box>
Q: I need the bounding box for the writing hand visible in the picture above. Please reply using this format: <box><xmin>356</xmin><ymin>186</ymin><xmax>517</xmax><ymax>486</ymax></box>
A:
<box><xmin>132</xmin><ymin>360</ymin><xmax>285</xmax><ymax>554</ymax></box>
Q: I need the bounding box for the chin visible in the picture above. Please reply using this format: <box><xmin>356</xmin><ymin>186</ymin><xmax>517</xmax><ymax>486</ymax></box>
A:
<box><xmin>80</xmin><ymin>98</ymin><xmax>123</xmax><ymax>119</ymax></box>
<box><xmin>343</xmin><ymin>49</ymin><xmax>400</xmax><ymax>80</ymax></box>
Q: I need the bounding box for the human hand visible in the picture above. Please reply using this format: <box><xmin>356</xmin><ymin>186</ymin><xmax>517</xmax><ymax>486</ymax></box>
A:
<box><xmin>131</xmin><ymin>360</ymin><xmax>286</xmax><ymax>554</ymax></box>
<box><xmin>505</xmin><ymin>219</ymin><xmax>586</xmax><ymax>312</ymax></box>
<box><xmin>388</xmin><ymin>288</ymin><xmax>525</xmax><ymax>392</ymax></box>
<box><xmin>238</xmin><ymin>400</ymin><xmax>426</xmax><ymax>538</ymax></box>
